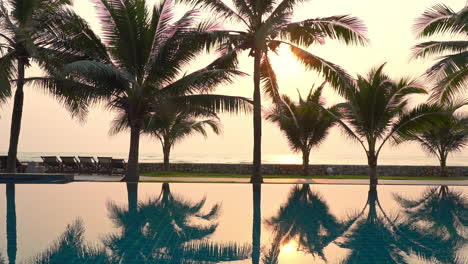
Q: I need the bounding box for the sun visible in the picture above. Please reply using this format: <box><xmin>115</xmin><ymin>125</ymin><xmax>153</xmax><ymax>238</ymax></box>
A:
<box><xmin>269</xmin><ymin>46</ymin><xmax>303</xmax><ymax>75</ymax></box>
<box><xmin>281</xmin><ymin>241</ymin><xmax>298</xmax><ymax>255</ymax></box>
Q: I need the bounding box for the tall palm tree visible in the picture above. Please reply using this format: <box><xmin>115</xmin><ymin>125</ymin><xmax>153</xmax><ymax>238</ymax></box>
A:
<box><xmin>181</xmin><ymin>0</ymin><xmax>368</xmax><ymax>183</ymax></box>
<box><xmin>54</xmin><ymin>0</ymin><xmax>251</xmax><ymax>181</ymax></box>
<box><xmin>323</xmin><ymin>64</ymin><xmax>441</xmax><ymax>189</ymax></box>
<box><xmin>397</xmin><ymin>108</ymin><xmax>468</xmax><ymax>177</ymax></box>
<box><xmin>264</xmin><ymin>184</ymin><xmax>345</xmax><ymax>262</ymax></box>
<box><xmin>0</xmin><ymin>0</ymin><xmax>98</xmax><ymax>172</ymax></box>
<box><xmin>266</xmin><ymin>83</ymin><xmax>338</xmax><ymax>175</ymax></box>
<box><xmin>140</xmin><ymin>100</ymin><xmax>223</xmax><ymax>171</ymax></box>
<box><xmin>105</xmin><ymin>183</ymin><xmax>251</xmax><ymax>264</ymax></box>
<box><xmin>412</xmin><ymin>4</ymin><xmax>468</xmax><ymax>101</ymax></box>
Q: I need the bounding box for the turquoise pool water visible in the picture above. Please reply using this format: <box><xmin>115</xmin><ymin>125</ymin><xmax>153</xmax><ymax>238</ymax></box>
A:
<box><xmin>0</xmin><ymin>183</ymin><xmax>466</xmax><ymax>263</ymax></box>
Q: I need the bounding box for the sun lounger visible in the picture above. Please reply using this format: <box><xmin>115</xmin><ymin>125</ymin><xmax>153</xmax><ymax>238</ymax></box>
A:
<box><xmin>41</xmin><ymin>156</ymin><xmax>62</xmax><ymax>173</ymax></box>
<box><xmin>0</xmin><ymin>156</ymin><xmax>27</xmax><ymax>173</ymax></box>
<box><xmin>111</xmin><ymin>158</ymin><xmax>126</xmax><ymax>175</ymax></box>
<box><xmin>60</xmin><ymin>156</ymin><xmax>80</xmax><ymax>173</ymax></box>
<box><xmin>78</xmin><ymin>156</ymin><xmax>97</xmax><ymax>174</ymax></box>
<box><xmin>97</xmin><ymin>157</ymin><xmax>112</xmax><ymax>174</ymax></box>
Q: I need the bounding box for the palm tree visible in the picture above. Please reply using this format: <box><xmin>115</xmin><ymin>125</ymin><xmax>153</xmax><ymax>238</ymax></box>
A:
<box><xmin>105</xmin><ymin>183</ymin><xmax>251</xmax><ymax>263</ymax></box>
<box><xmin>140</xmin><ymin>100</ymin><xmax>222</xmax><ymax>171</ymax></box>
<box><xmin>324</xmin><ymin>64</ymin><xmax>441</xmax><ymax>189</ymax></box>
<box><xmin>412</xmin><ymin>4</ymin><xmax>468</xmax><ymax>101</ymax></box>
<box><xmin>181</xmin><ymin>0</ymin><xmax>368</xmax><ymax>183</ymax></box>
<box><xmin>0</xmin><ymin>0</ymin><xmax>98</xmax><ymax>172</ymax></box>
<box><xmin>396</xmin><ymin>107</ymin><xmax>468</xmax><ymax>177</ymax></box>
<box><xmin>264</xmin><ymin>184</ymin><xmax>345</xmax><ymax>262</ymax></box>
<box><xmin>54</xmin><ymin>0</ymin><xmax>251</xmax><ymax>181</ymax></box>
<box><xmin>266</xmin><ymin>83</ymin><xmax>338</xmax><ymax>175</ymax></box>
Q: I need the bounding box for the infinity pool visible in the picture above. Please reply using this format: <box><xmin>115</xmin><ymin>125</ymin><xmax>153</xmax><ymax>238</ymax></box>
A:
<box><xmin>0</xmin><ymin>183</ymin><xmax>466</xmax><ymax>264</ymax></box>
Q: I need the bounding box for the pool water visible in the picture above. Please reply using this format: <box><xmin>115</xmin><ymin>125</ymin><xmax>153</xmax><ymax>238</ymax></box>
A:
<box><xmin>0</xmin><ymin>183</ymin><xmax>466</xmax><ymax>263</ymax></box>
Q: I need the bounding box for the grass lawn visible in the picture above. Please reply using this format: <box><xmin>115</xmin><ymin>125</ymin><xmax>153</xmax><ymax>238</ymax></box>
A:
<box><xmin>141</xmin><ymin>171</ymin><xmax>468</xmax><ymax>181</ymax></box>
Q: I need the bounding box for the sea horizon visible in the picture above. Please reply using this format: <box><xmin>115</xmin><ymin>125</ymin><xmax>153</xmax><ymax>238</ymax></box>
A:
<box><xmin>4</xmin><ymin>151</ymin><xmax>468</xmax><ymax>167</ymax></box>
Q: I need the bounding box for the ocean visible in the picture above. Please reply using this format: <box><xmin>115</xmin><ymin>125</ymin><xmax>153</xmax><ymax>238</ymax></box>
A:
<box><xmin>4</xmin><ymin>151</ymin><xmax>468</xmax><ymax>166</ymax></box>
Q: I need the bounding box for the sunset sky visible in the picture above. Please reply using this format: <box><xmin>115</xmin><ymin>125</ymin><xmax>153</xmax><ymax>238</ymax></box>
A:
<box><xmin>0</xmin><ymin>0</ymin><xmax>466</xmax><ymax>165</ymax></box>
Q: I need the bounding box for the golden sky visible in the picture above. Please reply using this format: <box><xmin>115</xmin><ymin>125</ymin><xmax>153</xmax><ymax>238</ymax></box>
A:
<box><xmin>0</xmin><ymin>0</ymin><xmax>466</xmax><ymax>164</ymax></box>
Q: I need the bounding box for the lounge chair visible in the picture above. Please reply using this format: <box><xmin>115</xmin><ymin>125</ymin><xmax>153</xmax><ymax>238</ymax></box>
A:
<box><xmin>97</xmin><ymin>157</ymin><xmax>112</xmax><ymax>174</ymax></box>
<box><xmin>41</xmin><ymin>156</ymin><xmax>62</xmax><ymax>172</ymax></box>
<box><xmin>60</xmin><ymin>156</ymin><xmax>80</xmax><ymax>173</ymax></box>
<box><xmin>111</xmin><ymin>158</ymin><xmax>126</xmax><ymax>175</ymax></box>
<box><xmin>0</xmin><ymin>156</ymin><xmax>27</xmax><ymax>173</ymax></box>
<box><xmin>78</xmin><ymin>156</ymin><xmax>97</xmax><ymax>174</ymax></box>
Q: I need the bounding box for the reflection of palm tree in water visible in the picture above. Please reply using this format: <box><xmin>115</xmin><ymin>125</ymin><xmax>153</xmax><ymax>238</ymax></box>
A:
<box><xmin>105</xmin><ymin>182</ymin><xmax>250</xmax><ymax>264</ymax></box>
<box><xmin>6</xmin><ymin>183</ymin><xmax>16</xmax><ymax>264</ymax></box>
<box><xmin>337</xmin><ymin>186</ymin><xmax>463</xmax><ymax>264</ymax></box>
<box><xmin>394</xmin><ymin>185</ymin><xmax>468</xmax><ymax>262</ymax></box>
<box><xmin>263</xmin><ymin>184</ymin><xmax>345</xmax><ymax>263</ymax></box>
<box><xmin>28</xmin><ymin>220</ymin><xmax>109</xmax><ymax>264</ymax></box>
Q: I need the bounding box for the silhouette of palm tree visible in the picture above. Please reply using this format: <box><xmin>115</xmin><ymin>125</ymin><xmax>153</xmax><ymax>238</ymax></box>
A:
<box><xmin>264</xmin><ymin>184</ymin><xmax>345</xmax><ymax>262</ymax></box>
<box><xmin>105</xmin><ymin>183</ymin><xmax>251</xmax><ymax>263</ymax></box>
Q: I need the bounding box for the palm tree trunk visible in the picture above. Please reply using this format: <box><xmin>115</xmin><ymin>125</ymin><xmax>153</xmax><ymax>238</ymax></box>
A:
<box><xmin>251</xmin><ymin>50</ymin><xmax>263</xmax><ymax>183</ymax></box>
<box><xmin>302</xmin><ymin>148</ymin><xmax>310</xmax><ymax>176</ymax></box>
<box><xmin>252</xmin><ymin>183</ymin><xmax>261</xmax><ymax>264</ymax></box>
<box><xmin>6</xmin><ymin>183</ymin><xmax>17</xmax><ymax>264</ymax></box>
<box><xmin>7</xmin><ymin>59</ymin><xmax>26</xmax><ymax>173</ymax></box>
<box><xmin>440</xmin><ymin>157</ymin><xmax>448</xmax><ymax>177</ymax></box>
<box><xmin>125</xmin><ymin>125</ymin><xmax>141</xmax><ymax>182</ymax></box>
<box><xmin>368</xmin><ymin>152</ymin><xmax>378</xmax><ymax>190</ymax></box>
<box><xmin>163</xmin><ymin>144</ymin><xmax>171</xmax><ymax>171</ymax></box>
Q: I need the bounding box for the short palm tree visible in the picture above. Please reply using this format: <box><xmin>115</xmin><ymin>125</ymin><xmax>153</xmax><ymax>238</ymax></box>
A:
<box><xmin>182</xmin><ymin>0</ymin><xmax>368</xmax><ymax>183</ymax></box>
<box><xmin>266</xmin><ymin>83</ymin><xmax>338</xmax><ymax>175</ymax></box>
<box><xmin>54</xmin><ymin>0</ymin><xmax>251</xmax><ymax>181</ymax></box>
<box><xmin>326</xmin><ymin>64</ymin><xmax>440</xmax><ymax>188</ymax></box>
<box><xmin>397</xmin><ymin>108</ymin><xmax>468</xmax><ymax>177</ymax></box>
<box><xmin>413</xmin><ymin>4</ymin><xmax>468</xmax><ymax>101</ymax></box>
<box><xmin>0</xmin><ymin>0</ymin><xmax>98</xmax><ymax>172</ymax></box>
<box><xmin>138</xmin><ymin>100</ymin><xmax>222</xmax><ymax>171</ymax></box>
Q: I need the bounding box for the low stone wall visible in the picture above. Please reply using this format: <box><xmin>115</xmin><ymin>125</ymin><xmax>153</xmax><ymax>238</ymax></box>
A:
<box><xmin>139</xmin><ymin>163</ymin><xmax>468</xmax><ymax>177</ymax></box>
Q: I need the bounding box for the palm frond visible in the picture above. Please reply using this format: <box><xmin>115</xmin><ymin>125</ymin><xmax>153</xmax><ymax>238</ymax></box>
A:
<box><xmin>172</xmin><ymin>94</ymin><xmax>252</xmax><ymax>114</ymax></box>
<box><xmin>260</xmin><ymin>54</ymin><xmax>280</xmax><ymax>102</ymax></box>
<box><xmin>414</xmin><ymin>4</ymin><xmax>468</xmax><ymax>38</ymax></box>
<box><xmin>412</xmin><ymin>41</ymin><xmax>468</xmax><ymax>59</ymax></box>
<box><xmin>182</xmin><ymin>0</ymin><xmax>249</xmax><ymax>25</ymax></box>
<box><xmin>286</xmin><ymin>43</ymin><xmax>354</xmax><ymax>95</ymax></box>
<box><xmin>283</xmin><ymin>15</ymin><xmax>369</xmax><ymax>46</ymax></box>
<box><xmin>181</xmin><ymin>241</ymin><xmax>251</xmax><ymax>262</ymax></box>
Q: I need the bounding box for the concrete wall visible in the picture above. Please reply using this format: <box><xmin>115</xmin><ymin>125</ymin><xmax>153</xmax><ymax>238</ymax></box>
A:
<box><xmin>138</xmin><ymin>163</ymin><xmax>468</xmax><ymax>177</ymax></box>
